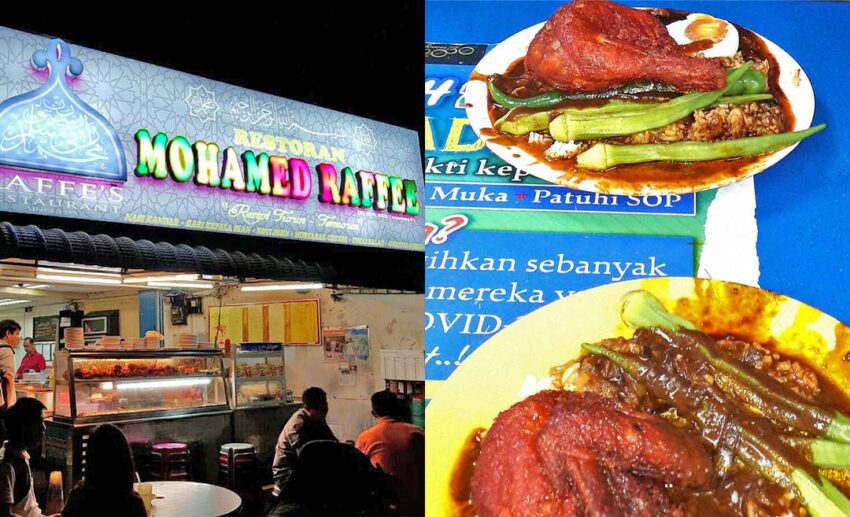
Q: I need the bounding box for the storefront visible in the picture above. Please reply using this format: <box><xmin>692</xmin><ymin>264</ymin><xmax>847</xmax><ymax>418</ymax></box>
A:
<box><xmin>0</xmin><ymin>26</ymin><xmax>424</xmax><ymax>506</ymax></box>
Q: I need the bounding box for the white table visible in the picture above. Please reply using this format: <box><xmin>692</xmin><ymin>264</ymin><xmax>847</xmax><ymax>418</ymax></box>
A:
<box><xmin>133</xmin><ymin>481</ymin><xmax>241</xmax><ymax>517</ymax></box>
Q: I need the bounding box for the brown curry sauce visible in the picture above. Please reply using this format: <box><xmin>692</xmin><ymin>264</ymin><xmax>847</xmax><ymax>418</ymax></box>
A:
<box><xmin>473</xmin><ymin>9</ymin><xmax>797</xmax><ymax>194</ymax></box>
<box><xmin>448</xmin><ymin>280</ymin><xmax>850</xmax><ymax>515</ymax></box>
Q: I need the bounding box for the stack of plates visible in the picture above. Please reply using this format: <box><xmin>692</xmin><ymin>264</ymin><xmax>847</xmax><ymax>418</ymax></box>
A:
<box><xmin>102</xmin><ymin>336</ymin><xmax>122</xmax><ymax>349</ymax></box>
<box><xmin>144</xmin><ymin>336</ymin><xmax>161</xmax><ymax>350</ymax></box>
<box><xmin>177</xmin><ymin>334</ymin><xmax>198</xmax><ymax>349</ymax></box>
<box><xmin>128</xmin><ymin>338</ymin><xmax>146</xmax><ymax>350</ymax></box>
<box><xmin>64</xmin><ymin>328</ymin><xmax>84</xmax><ymax>349</ymax></box>
<box><xmin>198</xmin><ymin>341</ymin><xmax>214</xmax><ymax>350</ymax></box>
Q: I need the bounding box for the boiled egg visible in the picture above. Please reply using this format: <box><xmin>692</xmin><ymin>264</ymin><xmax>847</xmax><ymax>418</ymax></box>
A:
<box><xmin>666</xmin><ymin>14</ymin><xmax>739</xmax><ymax>58</ymax></box>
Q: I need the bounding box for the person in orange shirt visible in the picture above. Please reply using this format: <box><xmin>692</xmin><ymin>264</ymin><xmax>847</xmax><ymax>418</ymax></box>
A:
<box><xmin>355</xmin><ymin>390</ymin><xmax>424</xmax><ymax>516</ymax></box>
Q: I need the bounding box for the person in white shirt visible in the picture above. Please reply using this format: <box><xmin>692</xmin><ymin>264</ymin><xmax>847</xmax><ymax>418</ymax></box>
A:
<box><xmin>0</xmin><ymin>321</ymin><xmax>21</xmax><ymax>408</ymax></box>
<box><xmin>0</xmin><ymin>398</ymin><xmax>53</xmax><ymax>517</ymax></box>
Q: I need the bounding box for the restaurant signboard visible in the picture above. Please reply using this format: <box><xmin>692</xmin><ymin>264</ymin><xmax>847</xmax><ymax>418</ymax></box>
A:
<box><xmin>0</xmin><ymin>31</ymin><xmax>423</xmax><ymax>251</ymax></box>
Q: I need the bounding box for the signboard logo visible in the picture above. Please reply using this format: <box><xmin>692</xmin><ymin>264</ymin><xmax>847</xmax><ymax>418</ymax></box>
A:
<box><xmin>134</xmin><ymin>130</ymin><xmax>420</xmax><ymax>216</ymax></box>
<box><xmin>0</xmin><ymin>39</ymin><xmax>127</xmax><ymax>181</ymax></box>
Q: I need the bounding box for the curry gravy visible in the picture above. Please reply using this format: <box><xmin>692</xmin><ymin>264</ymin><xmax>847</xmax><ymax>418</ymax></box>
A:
<box><xmin>472</xmin><ymin>9</ymin><xmax>796</xmax><ymax>194</ymax></box>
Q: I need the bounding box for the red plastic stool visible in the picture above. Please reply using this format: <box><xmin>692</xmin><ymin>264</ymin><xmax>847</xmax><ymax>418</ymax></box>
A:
<box><xmin>151</xmin><ymin>442</ymin><xmax>190</xmax><ymax>481</ymax></box>
<box><xmin>218</xmin><ymin>443</ymin><xmax>257</xmax><ymax>489</ymax></box>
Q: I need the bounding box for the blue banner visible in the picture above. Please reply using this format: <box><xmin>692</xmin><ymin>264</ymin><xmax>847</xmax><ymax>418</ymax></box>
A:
<box><xmin>427</xmin><ymin>181</ymin><xmax>696</xmax><ymax>215</ymax></box>
<box><xmin>425</xmin><ymin>226</ymin><xmax>693</xmax><ymax>380</ymax></box>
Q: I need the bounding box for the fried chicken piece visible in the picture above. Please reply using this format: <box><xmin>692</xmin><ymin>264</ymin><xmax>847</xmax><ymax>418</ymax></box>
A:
<box><xmin>525</xmin><ymin>0</ymin><xmax>727</xmax><ymax>92</ymax></box>
<box><xmin>471</xmin><ymin>390</ymin><xmax>713</xmax><ymax>516</ymax></box>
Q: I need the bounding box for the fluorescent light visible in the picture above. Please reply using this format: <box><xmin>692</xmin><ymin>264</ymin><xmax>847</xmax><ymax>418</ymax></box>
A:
<box><xmin>123</xmin><ymin>274</ymin><xmax>200</xmax><ymax>284</ymax></box>
<box><xmin>21</xmin><ymin>284</ymin><xmax>49</xmax><ymax>290</ymax></box>
<box><xmin>100</xmin><ymin>382</ymin><xmax>114</xmax><ymax>390</ymax></box>
<box><xmin>38</xmin><ymin>267</ymin><xmax>121</xmax><ymax>278</ymax></box>
<box><xmin>36</xmin><ymin>274</ymin><xmax>122</xmax><ymax>285</ymax></box>
<box><xmin>39</xmin><ymin>262</ymin><xmax>122</xmax><ymax>274</ymax></box>
<box><xmin>116</xmin><ymin>378</ymin><xmax>212</xmax><ymax>390</ymax></box>
<box><xmin>0</xmin><ymin>299</ymin><xmax>29</xmax><ymax>306</ymax></box>
<box><xmin>147</xmin><ymin>281</ymin><xmax>213</xmax><ymax>289</ymax></box>
<box><xmin>240</xmin><ymin>283</ymin><xmax>323</xmax><ymax>292</ymax></box>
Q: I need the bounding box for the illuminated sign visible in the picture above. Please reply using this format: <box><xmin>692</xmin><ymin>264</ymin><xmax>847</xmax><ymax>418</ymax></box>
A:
<box><xmin>0</xmin><ymin>39</ymin><xmax>126</xmax><ymax>181</ymax></box>
<box><xmin>0</xmin><ymin>30</ymin><xmax>423</xmax><ymax>251</ymax></box>
<box><xmin>134</xmin><ymin>130</ymin><xmax>419</xmax><ymax>216</ymax></box>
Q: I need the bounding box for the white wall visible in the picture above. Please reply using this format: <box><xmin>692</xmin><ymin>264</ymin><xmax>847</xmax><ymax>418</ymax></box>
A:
<box><xmin>163</xmin><ymin>288</ymin><xmax>423</xmax><ymax>441</ymax></box>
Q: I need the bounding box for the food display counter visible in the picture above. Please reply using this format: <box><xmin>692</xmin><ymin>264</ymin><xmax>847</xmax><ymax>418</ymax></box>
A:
<box><xmin>43</xmin><ymin>350</ymin><xmax>232</xmax><ymax>493</ymax></box>
<box><xmin>226</xmin><ymin>343</ymin><xmax>301</xmax><ymax>483</ymax></box>
<box><xmin>228</xmin><ymin>343</ymin><xmax>288</xmax><ymax>408</ymax></box>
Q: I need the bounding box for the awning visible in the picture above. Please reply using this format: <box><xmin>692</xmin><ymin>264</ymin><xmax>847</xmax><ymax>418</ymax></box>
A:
<box><xmin>0</xmin><ymin>222</ymin><xmax>333</xmax><ymax>284</ymax></box>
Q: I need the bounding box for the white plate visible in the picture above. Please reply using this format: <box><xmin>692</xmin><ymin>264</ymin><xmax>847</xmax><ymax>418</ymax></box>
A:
<box><xmin>465</xmin><ymin>13</ymin><xmax>815</xmax><ymax>195</ymax></box>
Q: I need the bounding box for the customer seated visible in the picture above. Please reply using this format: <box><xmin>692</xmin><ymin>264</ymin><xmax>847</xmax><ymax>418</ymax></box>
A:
<box><xmin>62</xmin><ymin>424</ymin><xmax>146</xmax><ymax>516</ymax></box>
<box><xmin>356</xmin><ymin>391</ymin><xmax>424</xmax><ymax>516</ymax></box>
<box><xmin>270</xmin><ymin>440</ymin><xmax>394</xmax><ymax>516</ymax></box>
<box><xmin>271</xmin><ymin>387</ymin><xmax>337</xmax><ymax>496</ymax></box>
<box><xmin>0</xmin><ymin>398</ymin><xmax>49</xmax><ymax>517</ymax></box>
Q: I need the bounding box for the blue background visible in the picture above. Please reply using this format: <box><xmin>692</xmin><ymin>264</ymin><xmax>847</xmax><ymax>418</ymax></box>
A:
<box><xmin>426</xmin><ymin>231</ymin><xmax>692</xmax><ymax>380</ymax></box>
<box><xmin>427</xmin><ymin>1</ymin><xmax>850</xmax><ymax>325</ymax></box>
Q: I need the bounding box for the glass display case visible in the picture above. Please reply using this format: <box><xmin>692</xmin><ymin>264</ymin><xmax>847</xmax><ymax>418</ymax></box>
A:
<box><xmin>53</xmin><ymin>350</ymin><xmax>229</xmax><ymax>424</ymax></box>
<box><xmin>227</xmin><ymin>343</ymin><xmax>288</xmax><ymax>408</ymax></box>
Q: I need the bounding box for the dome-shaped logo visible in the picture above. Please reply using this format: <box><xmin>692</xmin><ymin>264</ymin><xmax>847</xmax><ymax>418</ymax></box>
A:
<box><xmin>0</xmin><ymin>39</ymin><xmax>127</xmax><ymax>181</ymax></box>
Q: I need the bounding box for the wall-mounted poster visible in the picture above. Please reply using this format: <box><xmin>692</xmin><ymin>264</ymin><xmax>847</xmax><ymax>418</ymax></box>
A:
<box><xmin>323</xmin><ymin>329</ymin><xmax>346</xmax><ymax>363</ymax></box>
<box><xmin>338</xmin><ymin>363</ymin><xmax>357</xmax><ymax>387</ymax></box>
<box><xmin>344</xmin><ymin>327</ymin><xmax>370</xmax><ymax>362</ymax></box>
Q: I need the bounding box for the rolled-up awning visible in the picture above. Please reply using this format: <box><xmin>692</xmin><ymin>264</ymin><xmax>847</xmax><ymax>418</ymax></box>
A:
<box><xmin>0</xmin><ymin>222</ymin><xmax>334</xmax><ymax>284</ymax></box>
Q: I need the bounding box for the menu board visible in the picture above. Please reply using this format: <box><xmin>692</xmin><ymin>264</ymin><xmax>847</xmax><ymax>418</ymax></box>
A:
<box><xmin>209</xmin><ymin>299</ymin><xmax>321</xmax><ymax>345</ymax></box>
<box><xmin>209</xmin><ymin>305</ymin><xmax>244</xmax><ymax>345</ymax></box>
<box><xmin>32</xmin><ymin>316</ymin><xmax>59</xmax><ymax>345</ymax></box>
<box><xmin>283</xmin><ymin>301</ymin><xmax>321</xmax><ymax>345</ymax></box>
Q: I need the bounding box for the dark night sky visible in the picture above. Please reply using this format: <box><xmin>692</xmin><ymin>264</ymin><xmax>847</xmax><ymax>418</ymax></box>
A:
<box><xmin>0</xmin><ymin>4</ymin><xmax>423</xmax><ymax>136</ymax></box>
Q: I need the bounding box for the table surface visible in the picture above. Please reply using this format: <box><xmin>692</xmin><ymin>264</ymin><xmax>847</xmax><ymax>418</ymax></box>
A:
<box><xmin>133</xmin><ymin>481</ymin><xmax>241</xmax><ymax>517</ymax></box>
<box><xmin>426</xmin><ymin>0</ymin><xmax>850</xmax><ymax>325</ymax></box>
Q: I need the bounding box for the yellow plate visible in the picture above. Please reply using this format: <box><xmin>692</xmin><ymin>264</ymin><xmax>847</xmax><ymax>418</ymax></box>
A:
<box><xmin>426</xmin><ymin>277</ymin><xmax>850</xmax><ymax>517</ymax></box>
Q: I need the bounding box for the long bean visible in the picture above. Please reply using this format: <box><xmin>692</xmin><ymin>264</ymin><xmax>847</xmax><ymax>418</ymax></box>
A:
<box><xmin>495</xmin><ymin>94</ymin><xmax>774</xmax><ymax>137</ymax></box>
<box><xmin>487</xmin><ymin>68</ymin><xmax>768</xmax><ymax>110</ymax></box>
<box><xmin>781</xmin><ymin>436</ymin><xmax>850</xmax><ymax>469</ymax></box>
<box><xmin>617</xmin><ymin>288</ymin><xmax>850</xmax><ymax>443</ymax></box>
<box><xmin>550</xmin><ymin>63</ymin><xmax>753</xmax><ymax>141</ymax></box>
<box><xmin>792</xmin><ymin>470</ymin><xmax>850</xmax><ymax>517</ymax></box>
<box><xmin>725</xmin><ymin>68</ymin><xmax>768</xmax><ymax>96</ymax></box>
<box><xmin>576</xmin><ymin>124</ymin><xmax>826</xmax><ymax>170</ymax></box>
<box><xmin>580</xmin><ymin>342</ymin><xmax>850</xmax><ymax>515</ymax></box>
<box><xmin>487</xmin><ymin>77</ymin><xmax>678</xmax><ymax>109</ymax></box>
